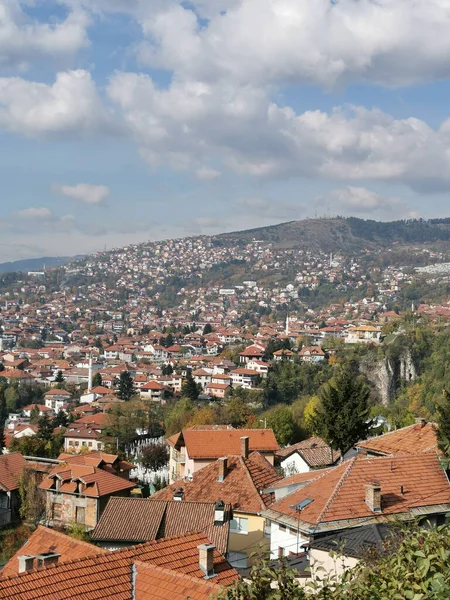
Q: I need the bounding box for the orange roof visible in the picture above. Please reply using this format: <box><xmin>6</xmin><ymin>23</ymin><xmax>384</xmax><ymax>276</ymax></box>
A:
<box><xmin>276</xmin><ymin>436</ymin><xmax>341</xmax><ymax>467</ymax></box>
<box><xmin>266</xmin><ymin>453</ymin><xmax>450</xmax><ymax>529</ymax></box>
<box><xmin>44</xmin><ymin>389</ymin><xmax>72</xmax><ymax>397</ymax></box>
<box><xmin>153</xmin><ymin>452</ymin><xmax>281</xmax><ymax>514</ymax></box>
<box><xmin>0</xmin><ymin>532</ymin><xmax>238</xmax><ymax>598</ymax></box>
<box><xmin>357</xmin><ymin>422</ymin><xmax>438</xmax><ymax>456</ymax></box>
<box><xmin>0</xmin><ymin>526</ymin><xmax>107</xmax><ymax>579</ymax></box>
<box><xmin>134</xmin><ymin>562</ymin><xmax>221</xmax><ymax>600</ymax></box>
<box><xmin>40</xmin><ymin>464</ymin><xmax>135</xmax><ymax>498</ymax></box>
<box><xmin>0</xmin><ymin>452</ymin><xmax>25</xmax><ymax>491</ymax></box>
<box><xmin>179</xmin><ymin>428</ymin><xmax>279</xmax><ymax>458</ymax></box>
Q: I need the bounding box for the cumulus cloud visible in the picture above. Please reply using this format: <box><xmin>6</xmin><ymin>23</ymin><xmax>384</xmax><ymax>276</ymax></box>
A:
<box><xmin>318</xmin><ymin>186</ymin><xmax>419</xmax><ymax>218</ymax></box>
<box><xmin>53</xmin><ymin>183</ymin><xmax>110</xmax><ymax>205</ymax></box>
<box><xmin>236</xmin><ymin>198</ymin><xmax>303</xmax><ymax>220</ymax></box>
<box><xmin>0</xmin><ymin>70</ymin><xmax>117</xmax><ymax>138</ymax></box>
<box><xmin>0</xmin><ymin>1</ymin><xmax>89</xmax><ymax>70</ymax></box>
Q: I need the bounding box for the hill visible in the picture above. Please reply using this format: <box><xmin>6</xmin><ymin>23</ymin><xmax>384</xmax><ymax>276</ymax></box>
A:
<box><xmin>218</xmin><ymin>217</ymin><xmax>450</xmax><ymax>252</ymax></box>
<box><xmin>0</xmin><ymin>256</ymin><xmax>73</xmax><ymax>274</ymax></box>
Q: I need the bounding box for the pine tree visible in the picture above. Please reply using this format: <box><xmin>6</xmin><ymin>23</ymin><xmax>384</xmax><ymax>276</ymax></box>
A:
<box><xmin>182</xmin><ymin>369</ymin><xmax>200</xmax><ymax>401</ymax></box>
<box><xmin>92</xmin><ymin>372</ymin><xmax>102</xmax><ymax>388</ymax></box>
<box><xmin>29</xmin><ymin>404</ymin><xmax>40</xmax><ymax>425</ymax></box>
<box><xmin>311</xmin><ymin>365</ymin><xmax>372</xmax><ymax>457</ymax></box>
<box><xmin>53</xmin><ymin>409</ymin><xmax>69</xmax><ymax>428</ymax></box>
<box><xmin>37</xmin><ymin>414</ymin><xmax>54</xmax><ymax>442</ymax></box>
<box><xmin>117</xmin><ymin>371</ymin><xmax>135</xmax><ymax>401</ymax></box>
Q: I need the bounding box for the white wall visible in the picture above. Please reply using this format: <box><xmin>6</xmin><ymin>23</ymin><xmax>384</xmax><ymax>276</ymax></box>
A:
<box><xmin>269</xmin><ymin>522</ymin><xmax>308</xmax><ymax>559</ymax></box>
<box><xmin>280</xmin><ymin>453</ymin><xmax>310</xmax><ymax>475</ymax></box>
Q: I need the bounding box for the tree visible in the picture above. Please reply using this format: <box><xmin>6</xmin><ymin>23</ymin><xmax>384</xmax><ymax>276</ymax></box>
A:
<box><xmin>437</xmin><ymin>389</ymin><xmax>450</xmax><ymax>459</ymax></box>
<box><xmin>161</xmin><ymin>364</ymin><xmax>173</xmax><ymax>376</ymax></box>
<box><xmin>37</xmin><ymin>414</ymin><xmax>54</xmax><ymax>442</ymax></box>
<box><xmin>55</xmin><ymin>370</ymin><xmax>65</xmax><ymax>384</ymax></box>
<box><xmin>18</xmin><ymin>469</ymin><xmax>46</xmax><ymax>526</ymax></box>
<box><xmin>203</xmin><ymin>323</ymin><xmax>213</xmax><ymax>335</ymax></box>
<box><xmin>9</xmin><ymin>435</ymin><xmax>48</xmax><ymax>457</ymax></box>
<box><xmin>92</xmin><ymin>372</ymin><xmax>103</xmax><ymax>388</ymax></box>
<box><xmin>139</xmin><ymin>442</ymin><xmax>169</xmax><ymax>473</ymax></box>
<box><xmin>0</xmin><ymin>388</ymin><xmax>6</xmax><ymax>452</ymax></box>
<box><xmin>29</xmin><ymin>404</ymin><xmax>40</xmax><ymax>425</ymax></box>
<box><xmin>117</xmin><ymin>371</ymin><xmax>135</xmax><ymax>401</ymax></box>
<box><xmin>218</xmin><ymin>397</ymin><xmax>252</xmax><ymax>429</ymax></box>
<box><xmin>53</xmin><ymin>409</ymin><xmax>69</xmax><ymax>428</ymax></box>
<box><xmin>311</xmin><ymin>365</ymin><xmax>372</xmax><ymax>457</ymax></box>
<box><xmin>5</xmin><ymin>386</ymin><xmax>19</xmax><ymax>411</ymax></box>
<box><xmin>181</xmin><ymin>370</ymin><xmax>200</xmax><ymax>402</ymax></box>
<box><xmin>259</xmin><ymin>405</ymin><xmax>296</xmax><ymax>446</ymax></box>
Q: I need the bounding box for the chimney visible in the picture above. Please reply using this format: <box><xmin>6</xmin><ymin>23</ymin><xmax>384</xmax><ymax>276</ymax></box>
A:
<box><xmin>415</xmin><ymin>418</ymin><xmax>427</xmax><ymax>428</ymax></box>
<box><xmin>36</xmin><ymin>553</ymin><xmax>60</xmax><ymax>568</ymax></box>
<box><xmin>240</xmin><ymin>436</ymin><xmax>249</xmax><ymax>459</ymax></box>
<box><xmin>365</xmin><ymin>481</ymin><xmax>382</xmax><ymax>513</ymax></box>
<box><xmin>18</xmin><ymin>555</ymin><xmax>35</xmax><ymax>574</ymax></box>
<box><xmin>173</xmin><ymin>487</ymin><xmax>184</xmax><ymax>501</ymax></box>
<box><xmin>87</xmin><ymin>353</ymin><xmax>93</xmax><ymax>393</ymax></box>
<box><xmin>214</xmin><ymin>499</ymin><xmax>225</xmax><ymax>523</ymax></box>
<box><xmin>198</xmin><ymin>544</ymin><xmax>216</xmax><ymax>579</ymax></box>
<box><xmin>217</xmin><ymin>457</ymin><xmax>228</xmax><ymax>482</ymax></box>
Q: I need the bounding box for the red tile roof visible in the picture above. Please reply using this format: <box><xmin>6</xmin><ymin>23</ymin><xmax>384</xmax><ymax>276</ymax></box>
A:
<box><xmin>265</xmin><ymin>453</ymin><xmax>450</xmax><ymax>530</ymax></box>
<box><xmin>91</xmin><ymin>498</ymin><xmax>231</xmax><ymax>554</ymax></box>
<box><xmin>134</xmin><ymin>562</ymin><xmax>221</xmax><ymax>600</ymax></box>
<box><xmin>153</xmin><ymin>452</ymin><xmax>282</xmax><ymax>514</ymax></box>
<box><xmin>40</xmin><ymin>464</ymin><xmax>135</xmax><ymax>498</ymax></box>
<box><xmin>357</xmin><ymin>422</ymin><xmax>438</xmax><ymax>456</ymax></box>
<box><xmin>0</xmin><ymin>452</ymin><xmax>25</xmax><ymax>491</ymax></box>
<box><xmin>174</xmin><ymin>428</ymin><xmax>279</xmax><ymax>459</ymax></box>
<box><xmin>0</xmin><ymin>526</ymin><xmax>107</xmax><ymax>579</ymax></box>
<box><xmin>276</xmin><ymin>436</ymin><xmax>341</xmax><ymax>467</ymax></box>
<box><xmin>0</xmin><ymin>532</ymin><xmax>238</xmax><ymax>599</ymax></box>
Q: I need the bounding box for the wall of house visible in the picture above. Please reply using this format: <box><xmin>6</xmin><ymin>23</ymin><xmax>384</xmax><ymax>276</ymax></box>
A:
<box><xmin>47</xmin><ymin>493</ymin><xmax>99</xmax><ymax>529</ymax></box>
<box><xmin>229</xmin><ymin>513</ymin><xmax>267</xmax><ymax>567</ymax></box>
<box><xmin>269</xmin><ymin>521</ymin><xmax>308</xmax><ymax>559</ymax></box>
<box><xmin>309</xmin><ymin>548</ymin><xmax>359</xmax><ymax>580</ymax></box>
<box><xmin>280</xmin><ymin>453</ymin><xmax>310</xmax><ymax>475</ymax></box>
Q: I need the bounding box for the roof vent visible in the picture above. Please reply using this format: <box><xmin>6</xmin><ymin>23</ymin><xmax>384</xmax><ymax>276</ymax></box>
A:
<box><xmin>18</xmin><ymin>555</ymin><xmax>35</xmax><ymax>574</ymax></box>
<box><xmin>36</xmin><ymin>553</ymin><xmax>61</xmax><ymax>568</ymax></box>
<box><xmin>214</xmin><ymin>499</ymin><xmax>225</xmax><ymax>523</ymax></box>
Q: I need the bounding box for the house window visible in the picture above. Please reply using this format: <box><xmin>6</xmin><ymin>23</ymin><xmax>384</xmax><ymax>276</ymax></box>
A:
<box><xmin>75</xmin><ymin>506</ymin><xmax>85</xmax><ymax>525</ymax></box>
<box><xmin>279</xmin><ymin>524</ymin><xmax>286</xmax><ymax>532</ymax></box>
<box><xmin>88</xmin><ymin>442</ymin><xmax>92</xmax><ymax>448</ymax></box>
<box><xmin>68</xmin><ymin>441</ymin><xmax>74</xmax><ymax>447</ymax></box>
<box><xmin>52</xmin><ymin>503</ymin><xmax>62</xmax><ymax>521</ymax></box>
<box><xmin>264</xmin><ymin>521</ymin><xmax>271</xmax><ymax>538</ymax></box>
<box><xmin>97</xmin><ymin>443</ymin><xmax>102</xmax><ymax>450</ymax></box>
<box><xmin>75</xmin><ymin>441</ymin><xmax>79</xmax><ymax>447</ymax></box>
<box><xmin>289</xmin><ymin>528</ymin><xmax>297</xmax><ymax>536</ymax></box>
<box><xmin>230</xmin><ymin>516</ymin><xmax>248</xmax><ymax>535</ymax></box>
<box><xmin>278</xmin><ymin>547</ymin><xmax>285</xmax><ymax>558</ymax></box>
<box><xmin>0</xmin><ymin>493</ymin><xmax>8</xmax><ymax>509</ymax></box>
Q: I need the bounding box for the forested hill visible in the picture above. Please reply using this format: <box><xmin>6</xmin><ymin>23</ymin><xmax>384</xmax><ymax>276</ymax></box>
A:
<box><xmin>218</xmin><ymin>217</ymin><xmax>450</xmax><ymax>252</ymax></box>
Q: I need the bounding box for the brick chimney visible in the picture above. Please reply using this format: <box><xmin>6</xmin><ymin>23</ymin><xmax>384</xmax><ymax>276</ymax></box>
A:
<box><xmin>365</xmin><ymin>481</ymin><xmax>382</xmax><ymax>513</ymax></box>
<box><xmin>415</xmin><ymin>418</ymin><xmax>427</xmax><ymax>428</ymax></box>
<box><xmin>240</xmin><ymin>436</ymin><xmax>249</xmax><ymax>459</ymax></box>
<box><xmin>198</xmin><ymin>544</ymin><xmax>216</xmax><ymax>579</ymax></box>
<box><xmin>18</xmin><ymin>556</ymin><xmax>35</xmax><ymax>574</ymax></box>
<box><xmin>217</xmin><ymin>457</ymin><xmax>228</xmax><ymax>482</ymax></box>
<box><xmin>173</xmin><ymin>487</ymin><xmax>184</xmax><ymax>501</ymax></box>
<box><xmin>214</xmin><ymin>499</ymin><xmax>225</xmax><ymax>523</ymax></box>
<box><xmin>36</xmin><ymin>553</ymin><xmax>60</xmax><ymax>568</ymax></box>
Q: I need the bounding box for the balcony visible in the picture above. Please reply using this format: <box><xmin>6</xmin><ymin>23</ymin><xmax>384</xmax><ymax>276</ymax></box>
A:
<box><xmin>172</xmin><ymin>452</ymin><xmax>186</xmax><ymax>463</ymax></box>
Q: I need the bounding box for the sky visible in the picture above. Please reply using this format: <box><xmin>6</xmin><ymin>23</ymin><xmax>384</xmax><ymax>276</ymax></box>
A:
<box><xmin>2</xmin><ymin>0</ymin><xmax>450</xmax><ymax>261</ymax></box>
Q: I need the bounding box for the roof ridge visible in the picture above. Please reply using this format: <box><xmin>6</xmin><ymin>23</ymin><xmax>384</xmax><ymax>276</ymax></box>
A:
<box><xmin>134</xmin><ymin>561</ymin><xmax>221</xmax><ymax>589</ymax></box>
<box><xmin>315</xmin><ymin>457</ymin><xmax>357</xmax><ymax>525</ymax></box>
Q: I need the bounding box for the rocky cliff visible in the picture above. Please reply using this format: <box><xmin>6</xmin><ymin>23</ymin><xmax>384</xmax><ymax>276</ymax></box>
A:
<box><xmin>361</xmin><ymin>347</ymin><xmax>417</xmax><ymax>405</ymax></box>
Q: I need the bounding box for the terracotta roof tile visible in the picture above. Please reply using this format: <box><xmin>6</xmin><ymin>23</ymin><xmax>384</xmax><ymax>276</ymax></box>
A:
<box><xmin>357</xmin><ymin>422</ymin><xmax>438</xmax><ymax>456</ymax></box>
<box><xmin>134</xmin><ymin>562</ymin><xmax>221</xmax><ymax>600</ymax></box>
<box><xmin>40</xmin><ymin>465</ymin><xmax>135</xmax><ymax>498</ymax></box>
<box><xmin>153</xmin><ymin>452</ymin><xmax>282</xmax><ymax>514</ymax></box>
<box><xmin>0</xmin><ymin>526</ymin><xmax>107</xmax><ymax>579</ymax></box>
<box><xmin>276</xmin><ymin>436</ymin><xmax>341</xmax><ymax>466</ymax></box>
<box><xmin>0</xmin><ymin>532</ymin><xmax>238</xmax><ymax>599</ymax></box>
<box><xmin>179</xmin><ymin>429</ymin><xmax>279</xmax><ymax>459</ymax></box>
<box><xmin>0</xmin><ymin>452</ymin><xmax>26</xmax><ymax>491</ymax></box>
<box><xmin>91</xmin><ymin>498</ymin><xmax>231</xmax><ymax>554</ymax></box>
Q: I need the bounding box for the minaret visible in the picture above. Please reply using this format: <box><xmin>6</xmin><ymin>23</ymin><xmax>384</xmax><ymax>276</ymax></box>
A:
<box><xmin>88</xmin><ymin>353</ymin><xmax>93</xmax><ymax>393</ymax></box>
<box><xmin>285</xmin><ymin>313</ymin><xmax>289</xmax><ymax>336</ymax></box>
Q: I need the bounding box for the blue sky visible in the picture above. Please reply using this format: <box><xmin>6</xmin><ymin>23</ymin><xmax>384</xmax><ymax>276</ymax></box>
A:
<box><xmin>1</xmin><ymin>0</ymin><xmax>450</xmax><ymax>260</ymax></box>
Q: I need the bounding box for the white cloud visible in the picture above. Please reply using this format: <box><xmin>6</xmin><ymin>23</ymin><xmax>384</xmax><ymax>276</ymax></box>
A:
<box><xmin>195</xmin><ymin>166</ymin><xmax>220</xmax><ymax>181</ymax></box>
<box><xmin>53</xmin><ymin>183</ymin><xmax>110</xmax><ymax>205</ymax></box>
<box><xmin>236</xmin><ymin>198</ymin><xmax>302</xmax><ymax>220</ymax></box>
<box><xmin>0</xmin><ymin>70</ymin><xmax>116</xmax><ymax>138</ymax></box>
<box><xmin>132</xmin><ymin>0</ymin><xmax>450</xmax><ymax>89</ymax></box>
<box><xmin>0</xmin><ymin>1</ymin><xmax>89</xmax><ymax>70</ymax></box>
<box><xmin>15</xmin><ymin>207</ymin><xmax>52</xmax><ymax>219</ymax></box>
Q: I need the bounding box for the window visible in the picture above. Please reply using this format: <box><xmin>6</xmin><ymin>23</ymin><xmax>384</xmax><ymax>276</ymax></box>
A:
<box><xmin>97</xmin><ymin>443</ymin><xmax>102</xmax><ymax>450</ymax></box>
<box><xmin>68</xmin><ymin>441</ymin><xmax>74</xmax><ymax>447</ymax></box>
<box><xmin>289</xmin><ymin>528</ymin><xmax>297</xmax><ymax>536</ymax></box>
<box><xmin>88</xmin><ymin>442</ymin><xmax>92</xmax><ymax>448</ymax></box>
<box><xmin>278</xmin><ymin>547</ymin><xmax>285</xmax><ymax>558</ymax></box>
<box><xmin>264</xmin><ymin>521</ymin><xmax>271</xmax><ymax>538</ymax></box>
<box><xmin>279</xmin><ymin>524</ymin><xmax>286</xmax><ymax>532</ymax></box>
<box><xmin>230</xmin><ymin>516</ymin><xmax>248</xmax><ymax>535</ymax></box>
<box><xmin>75</xmin><ymin>506</ymin><xmax>85</xmax><ymax>525</ymax></box>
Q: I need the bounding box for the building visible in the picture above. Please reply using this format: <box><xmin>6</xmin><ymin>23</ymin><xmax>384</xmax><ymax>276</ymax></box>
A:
<box><xmin>57</xmin><ymin>451</ymin><xmax>135</xmax><ymax>480</ymax></box>
<box><xmin>276</xmin><ymin>437</ymin><xmax>341</xmax><ymax>475</ymax></box>
<box><xmin>356</xmin><ymin>420</ymin><xmax>438</xmax><ymax>456</ymax></box>
<box><xmin>345</xmin><ymin>325</ymin><xmax>382</xmax><ymax>344</ymax></box>
<box><xmin>0</xmin><ymin>531</ymin><xmax>238</xmax><ymax>598</ymax></box>
<box><xmin>153</xmin><ymin>440</ymin><xmax>282</xmax><ymax>568</ymax></box>
<box><xmin>167</xmin><ymin>428</ymin><xmax>279</xmax><ymax>483</ymax></box>
<box><xmin>63</xmin><ymin>425</ymin><xmax>105</xmax><ymax>452</ymax></box>
<box><xmin>139</xmin><ymin>380</ymin><xmax>168</xmax><ymax>402</ymax></box>
<box><xmin>91</xmin><ymin>497</ymin><xmax>231</xmax><ymax>553</ymax></box>
<box><xmin>44</xmin><ymin>389</ymin><xmax>72</xmax><ymax>412</ymax></box>
<box><xmin>39</xmin><ymin>463</ymin><xmax>136</xmax><ymax>529</ymax></box>
<box><xmin>298</xmin><ymin>346</ymin><xmax>326</xmax><ymax>363</ymax></box>
<box><xmin>229</xmin><ymin>368</ymin><xmax>261</xmax><ymax>389</ymax></box>
<box><xmin>0</xmin><ymin>453</ymin><xmax>26</xmax><ymax>528</ymax></box>
<box><xmin>262</xmin><ymin>453</ymin><xmax>450</xmax><ymax>560</ymax></box>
